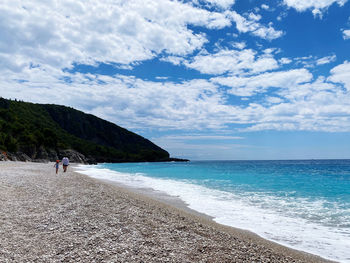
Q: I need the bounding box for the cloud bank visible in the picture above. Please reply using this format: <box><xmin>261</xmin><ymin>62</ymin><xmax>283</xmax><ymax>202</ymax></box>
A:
<box><xmin>0</xmin><ymin>0</ymin><xmax>349</xmax><ymax>135</ymax></box>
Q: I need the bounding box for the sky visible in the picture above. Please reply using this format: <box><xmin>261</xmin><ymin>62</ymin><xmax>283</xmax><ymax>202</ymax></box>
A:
<box><xmin>1</xmin><ymin>0</ymin><xmax>350</xmax><ymax>160</ymax></box>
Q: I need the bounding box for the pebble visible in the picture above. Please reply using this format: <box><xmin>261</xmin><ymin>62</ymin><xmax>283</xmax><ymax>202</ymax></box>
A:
<box><xmin>0</xmin><ymin>162</ymin><xmax>333</xmax><ymax>263</ymax></box>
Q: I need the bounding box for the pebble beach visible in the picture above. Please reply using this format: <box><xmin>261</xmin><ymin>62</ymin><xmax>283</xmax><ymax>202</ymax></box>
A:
<box><xmin>0</xmin><ymin>162</ymin><xmax>334</xmax><ymax>262</ymax></box>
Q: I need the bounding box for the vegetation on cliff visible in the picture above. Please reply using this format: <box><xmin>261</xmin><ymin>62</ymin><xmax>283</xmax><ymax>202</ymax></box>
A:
<box><xmin>0</xmin><ymin>98</ymin><xmax>174</xmax><ymax>163</ymax></box>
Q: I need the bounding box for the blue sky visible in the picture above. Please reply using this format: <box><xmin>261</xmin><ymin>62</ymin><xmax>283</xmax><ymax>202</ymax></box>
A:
<box><xmin>1</xmin><ymin>0</ymin><xmax>350</xmax><ymax>160</ymax></box>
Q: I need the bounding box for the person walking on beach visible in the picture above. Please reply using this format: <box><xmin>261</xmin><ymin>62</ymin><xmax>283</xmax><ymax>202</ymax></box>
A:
<box><xmin>62</xmin><ymin>157</ymin><xmax>69</xmax><ymax>172</ymax></box>
<box><xmin>54</xmin><ymin>160</ymin><xmax>60</xmax><ymax>174</ymax></box>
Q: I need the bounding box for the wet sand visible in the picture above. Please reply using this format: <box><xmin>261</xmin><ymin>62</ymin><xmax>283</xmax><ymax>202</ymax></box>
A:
<box><xmin>0</xmin><ymin>162</ymin><xmax>334</xmax><ymax>262</ymax></box>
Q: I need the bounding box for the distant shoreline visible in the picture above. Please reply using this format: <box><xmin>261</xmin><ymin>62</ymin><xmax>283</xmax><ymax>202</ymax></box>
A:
<box><xmin>0</xmin><ymin>151</ymin><xmax>189</xmax><ymax>164</ymax></box>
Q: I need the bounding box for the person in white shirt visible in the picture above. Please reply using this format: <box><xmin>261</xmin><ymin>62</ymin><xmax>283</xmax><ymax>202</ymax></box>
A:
<box><xmin>62</xmin><ymin>157</ymin><xmax>69</xmax><ymax>172</ymax></box>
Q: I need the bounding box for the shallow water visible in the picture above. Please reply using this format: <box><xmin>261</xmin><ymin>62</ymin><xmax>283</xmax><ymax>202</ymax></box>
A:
<box><xmin>77</xmin><ymin>160</ymin><xmax>350</xmax><ymax>262</ymax></box>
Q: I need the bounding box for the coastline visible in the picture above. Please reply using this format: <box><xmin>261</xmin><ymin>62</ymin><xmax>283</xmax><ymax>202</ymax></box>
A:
<box><xmin>0</xmin><ymin>162</ymin><xmax>334</xmax><ymax>262</ymax></box>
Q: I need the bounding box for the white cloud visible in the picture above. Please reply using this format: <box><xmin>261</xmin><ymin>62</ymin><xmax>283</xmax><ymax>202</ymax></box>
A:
<box><xmin>342</xmin><ymin>29</ymin><xmax>350</xmax><ymax>39</ymax></box>
<box><xmin>283</xmin><ymin>0</ymin><xmax>347</xmax><ymax>10</ymax></box>
<box><xmin>230</xmin><ymin>41</ymin><xmax>246</xmax><ymax>49</ymax></box>
<box><xmin>293</xmin><ymin>55</ymin><xmax>337</xmax><ymax>68</ymax></box>
<box><xmin>328</xmin><ymin>61</ymin><xmax>350</xmax><ymax>90</ymax></box>
<box><xmin>155</xmin><ymin>76</ymin><xmax>169</xmax><ymax>80</ymax></box>
<box><xmin>184</xmin><ymin>49</ymin><xmax>279</xmax><ymax>75</ymax></box>
<box><xmin>265</xmin><ymin>96</ymin><xmax>284</xmax><ymax>104</ymax></box>
<box><xmin>248</xmin><ymin>12</ymin><xmax>262</xmax><ymax>21</ymax></box>
<box><xmin>316</xmin><ymin>55</ymin><xmax>336</xmax><ymax>65</ymax></box>
<box><xmin>225</xmin><ymin>11</ymin><xmax>284</xmax><ymax>40</ymax></box>
<box><xmin>212</xmin><ymin>69</ymin><xmax>312</xmax><ymax>96</ymax></box>
<box><xmin>2</xmin><ymin>60</ymin><xmax>350</xmax><ymax>133</ymax></box>
<box><xmin>160</xmin><ymin>56</ymin><xmax>185</xmax><ymax>66</ymax></box>
<box><xmin>277</xmin><ymin>12</ymin><xmax>288</xmax><ymax>21</ymax></box>
<box><xmin>240</xmin><ymin>73</ymin><xmax>350</xmax><ymax>132</ymax></box>
<box><xmin>263</xmin><ymin>48</ymin><xmax>280</xmax><ymax>55</ymax></box>
<box><xmin>0</xmin><ymin>67</ymin><xmax>238</xmax><ymax>130</ymax></box>
<box><xmin>279</xmin><ymin>57</ymin><xmax>292</xmax><ymax>64</ymax></box>
<box><xmin>0</xmin><ymin>0</ymin><xmax>233</xmax><ymax>73</ymax></box>
<box><xmin>261</xmin><ymin>4</ymin><xmax>270</xmax><ymax>10</ymax></box>
<box><xmin>278</xmin><ymin>76</ymin><xmax>337</xmax><ymax>101</ymax></box>
<box><xmin>312</xmin><ymin>8</ymin><xmax>323</xmax><ymax>18</ymax></box>
<box><xmin>283</xmin><ymin>0</ymin><xmax>348</xmax><ymax>17</ymax></box>
<box><xmin>252</xmin><ymin>25</ymin><xmax>284</xmax><ymax>40</ymax></box>
<box><xmin>0</xmin><ymin>0</ymin><xmax>283</xmax><ymax>80</ymax></box>
<box><xmin>1</xmin><ymin>0</ymin><xmax>350</xmax><ymax>135</ymax></box>
<box><xmin>199</xmin><ymin>0</ymin><xmax>236</xmax><ymax>9</ymax></box>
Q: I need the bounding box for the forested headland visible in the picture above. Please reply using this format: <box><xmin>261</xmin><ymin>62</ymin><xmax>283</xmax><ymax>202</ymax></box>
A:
<box><xmin>0</xmin><ymin>98</ymin><xmax>186</xmax><ymax>163</ymax></box>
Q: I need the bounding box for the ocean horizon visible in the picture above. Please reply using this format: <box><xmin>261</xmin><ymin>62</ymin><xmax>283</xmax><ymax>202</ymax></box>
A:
<box><xmin>77</xmin><ymin>159</ymin><xmax>350</xmax><ymax>263</ymax></box>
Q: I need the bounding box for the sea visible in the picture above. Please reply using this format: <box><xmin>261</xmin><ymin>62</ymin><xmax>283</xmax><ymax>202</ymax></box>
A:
<box><xmin>76</xmin><ymin>160</ymin><xmax>350</xmax><ymax>262</ymax></box>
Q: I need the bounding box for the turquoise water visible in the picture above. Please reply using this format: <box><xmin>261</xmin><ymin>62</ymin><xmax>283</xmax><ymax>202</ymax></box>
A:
<box><xmin>77</xmin><ymin>160</ymin><xmax>350</xmax><ymax>262</ymax></box>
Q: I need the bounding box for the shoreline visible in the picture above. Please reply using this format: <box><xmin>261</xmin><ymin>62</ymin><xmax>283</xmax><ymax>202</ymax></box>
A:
<box><xmin>76</xmin><ymin>167</ymin><xmax>337</xmax><ymax>263</ymax></box>
<box><xmin>0</xmin><ymin>161</ymin><xmax>335</xmax><ymax>262</ymax></box>
<box><xmin>88</xmin><ymin>176</ymin><xmax>215</xmax><ymax>221</ymax></box>
<box><xmin>83</xmin><ymin>177</ymin><xmax>332</xmax><ymax>260</ymax></box>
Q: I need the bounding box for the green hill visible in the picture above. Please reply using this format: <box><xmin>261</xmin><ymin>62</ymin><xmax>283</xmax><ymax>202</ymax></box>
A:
<box><xmin>0</xmin><ymin>97</ymin><xmax>181</xmax><ymax>163</ymax></box>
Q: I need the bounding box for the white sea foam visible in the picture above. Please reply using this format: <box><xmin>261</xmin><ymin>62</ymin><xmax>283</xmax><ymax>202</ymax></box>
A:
<box><xmin>76</xmin><ymin>165</ymin><xmax>350</xmax><ymax>263</ymax></box>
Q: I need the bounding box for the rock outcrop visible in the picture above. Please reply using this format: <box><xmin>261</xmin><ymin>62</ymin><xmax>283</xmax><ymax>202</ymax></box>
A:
<box><xmin>0</xmin><ymin>149</ymin><xmax>91</xmax><ymax>164</ymax></box>
<box><xmin>58</xmin><ymin>149</ymin><xmax>89</xmax><ymax>163</ymax></box>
